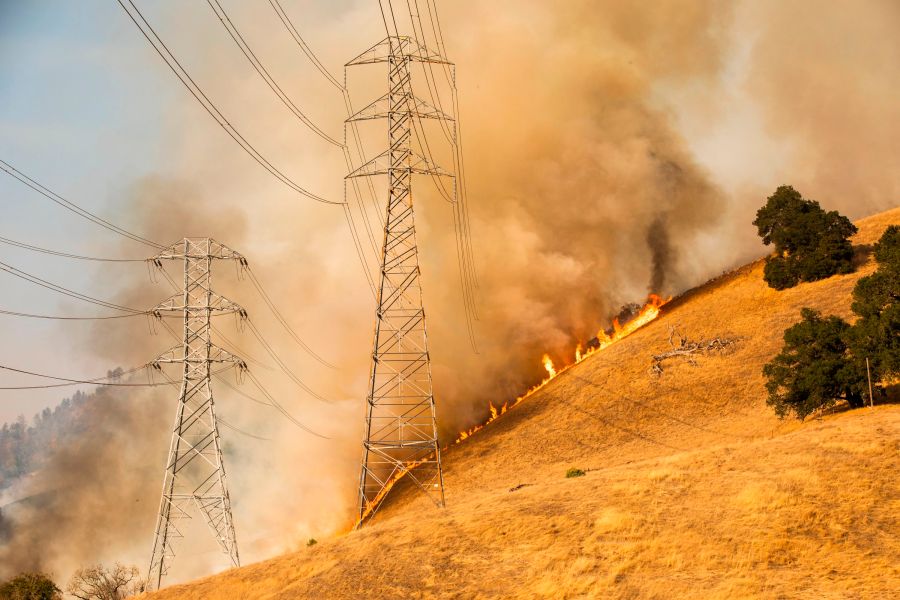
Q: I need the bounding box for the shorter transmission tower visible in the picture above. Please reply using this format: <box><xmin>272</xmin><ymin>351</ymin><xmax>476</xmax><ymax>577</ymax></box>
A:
<box><xmin>147</xmin><ymin>238</ymin><xmax>247</xmax><ymax>590</ymax></box>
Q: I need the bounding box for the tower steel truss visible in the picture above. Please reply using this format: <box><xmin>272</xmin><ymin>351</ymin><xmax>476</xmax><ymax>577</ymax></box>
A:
<box><xmin>346</xmin><ymin>36</ymin><xmax>454</xmax><ymax>525</ymax></box>
<box><xmin>147</xmin><ymin>238</ymin><xmax>247</xmax><ymax>589</ymax></box>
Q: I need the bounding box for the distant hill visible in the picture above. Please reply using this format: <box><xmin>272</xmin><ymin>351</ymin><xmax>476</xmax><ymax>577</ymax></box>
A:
<box><xmin>147</xmin><ymin>208</ymin><xmax>900</xmax><ymax>599</ymax></box>
<box><xmin>0</xmin><ymin>389</ymin><xmax>93</xmax><ymax>493</ymax></box>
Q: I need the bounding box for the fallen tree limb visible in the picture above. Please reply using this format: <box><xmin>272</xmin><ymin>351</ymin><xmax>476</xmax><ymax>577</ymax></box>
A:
<box><xmin>650</xmin><ymin>325</ymin><xmax>739</xmax><ymax>376</ymax></box>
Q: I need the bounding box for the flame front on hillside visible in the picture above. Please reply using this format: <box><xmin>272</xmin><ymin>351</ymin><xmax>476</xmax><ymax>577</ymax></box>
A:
<box><xmin>453</xmin><ymin>294</ymin><xmax>669</xmax><ymax>444</ymax></box>
<box><xmin>354</xmin><ymin>294</ymin><xmax>669</xmax><ymax>529</ymax></box>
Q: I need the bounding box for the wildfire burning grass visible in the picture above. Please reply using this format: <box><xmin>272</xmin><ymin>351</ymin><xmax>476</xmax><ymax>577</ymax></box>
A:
<box><xmin>455</xmin><ymin>294</ymin><xmax>670</xmax><ymax>445</ymax></box>
<box><xmin>144</xmin><ymin>208</ymin><xmax>900</xmax><ymax>600</ymax></box>
<box><xmin>358</xmin><ymin>295</ymin><xmax>671</xmax><ymax>526</ymax></box>
<box><xmin>355</xmin><ymin>455</ymin><xmax>431</xmax><ymax>527</ymax></box>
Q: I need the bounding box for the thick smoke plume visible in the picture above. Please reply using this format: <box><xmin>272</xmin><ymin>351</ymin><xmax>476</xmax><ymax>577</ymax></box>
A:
<box><xmin>428</xmin><ymin>0</ymin><xmax>729</xmax><ymax>421</ymax></box>
<box><xmin>3</xmin><ymin>0</ymin><xmax>898</xmax><ymax>586</ymax></box>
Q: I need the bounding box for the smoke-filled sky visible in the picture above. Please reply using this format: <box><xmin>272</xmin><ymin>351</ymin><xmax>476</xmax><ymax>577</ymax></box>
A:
<box><xmin>1</xmin><ymin>0</ymin><xmax>898</xmax><ymax>586</ymax></box>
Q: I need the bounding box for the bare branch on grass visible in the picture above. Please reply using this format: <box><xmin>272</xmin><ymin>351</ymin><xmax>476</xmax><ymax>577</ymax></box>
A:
<box><xmin>650</xmin><ymin>325</ymin><xmax>739</xmax><ymax>376</ymax></box>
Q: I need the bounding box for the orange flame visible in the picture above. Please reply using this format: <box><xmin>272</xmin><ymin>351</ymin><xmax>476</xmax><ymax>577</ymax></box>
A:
<box><xmin>355</xmin><ymin>455</ymin><xmax>430</xmax><ymax>527</ymax></box>
<box><xmin>454</xmin><ymin>293</ymin><xmax>670</xmax><ymax>444</ymax></box>
<box><xmin>542</xmin><ymin>354</ymin><xmax>557</xmax><ymax>379</ymax></box>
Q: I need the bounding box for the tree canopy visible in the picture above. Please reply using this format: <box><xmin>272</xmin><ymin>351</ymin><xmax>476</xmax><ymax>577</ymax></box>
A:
<box><xmin>847</xmin><ymin>225</ymin><xmax>900</xmax><ymax>382</ymax></box>
<box><xmin>0</xmin><ymin>572</ymin><xmax>61</xmax><ymax>600</ymax></box>
<box><xmin>66</xmin><ymin>564</ymin><xmax>145</xmax><ymax>600</ymax></box>
<box><xmin>754</xmin><ymin>186</ymin><xmax>857</xmax><ymax>290</ymax></box>
<box><xmin>764</xmin><ymin>225</ymin><xmax>900</xmax><ymax>420</ymax></box>
<box><xmin>763</xmin><ymin>308</ymin><xmax>866</xmax><ymax>420</ymax></box>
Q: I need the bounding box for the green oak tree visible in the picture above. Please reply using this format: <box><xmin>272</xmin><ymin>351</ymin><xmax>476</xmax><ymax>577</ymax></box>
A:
<box><xmin>754</xmin><ymin>185</ymin><xmax>857</xmax><ymax>290</ymax></box>
<box><xmin>763</xmin><ymin>308</ymin><xmax>866</xmax><ymax>420</ymax></box>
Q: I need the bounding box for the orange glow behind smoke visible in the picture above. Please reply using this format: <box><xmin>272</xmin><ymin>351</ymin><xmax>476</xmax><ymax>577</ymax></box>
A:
<box><xmin>452</xmin><ymin>294</ymin><xmax>669</xmax><ymax>444</ymax></box>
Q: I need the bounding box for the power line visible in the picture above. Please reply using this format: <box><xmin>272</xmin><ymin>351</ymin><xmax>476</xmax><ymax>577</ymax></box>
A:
<box><xmin>244</xmin><ymin>319</ymin><xmax>332</xmax><ymax>403</ymax></box>
<box><xmin>262</xmin><ymin>0</ymin><xmax>386</xmax><ymax>293</ymax></box>
<box><xmin>407</xmin><ymin>110</ymin><xmax>479</xmax><ymax>348</ymax></box>
<box><xmin>204</xmin><ymin>0</ymin><xmax>343</xmax><ymax>147</ymax></box>
<box><xmin>245</xmin><ymin>369</ymin><xmax>329</xmax><ymax>438</ymax></box>
<box><xmin>0</xmin><ymin>307</ymin><xmax>151</xmax><ymax>321</ymax></box>
<box><xmin>342</xmin><ymin>202</ymin><xmax>379</xmax><ymax>298</ymax></box>
<box><xmin>408</xmin><ymin>0</ymin><xmax>479</xmax><ymax>290</ymax></box>
<box><xmin>0</xmin><ymin>259</ymin><xmax>146</xmax><ymax>314</ymax></box>
<box><xmin>343</xmin><ymin>149</ymin><xmax>382</xmax><ymax>258</ymax></box>
<box><xmin>114</xmin><ymin>0</ymin><xmax>340</xmax><ymax>205</ymax></box>
<box><xmin>410</xmin><ymin>0</ymin><xmax>481</xmax><ymax>336</ymax></box>
<box><xmin>392</xmin><ymin>0</ymin><xmax>479</xmax><ymax>285</ymax></box>
<box><xmin>155</xmin><ymin>367</ymin><xmax>272</xmax><ymax>441</ymax></box>
<box><xmin>391</xmin><ymin>0</ymin><xmax>479</xmax><ymax>350</ymax></box>
<box><xmin>413</xmin><ymin>101</ymin><xmax>469</xmax><ymax>334</ymax></box>
<box><xmin>244</xmin><ymin>267</ymin><xmax>338</xmax><ymax>369</ymax></box>
<box><xmin>409</xmin><ymin>0</ymin><xmax>479</xmax><ymax>293</ymax></box>
<box><xmin>268</xmin><ymin>0</ymin><xmax>343</xmax><ymax>89</ymax></box>
<box><xmin>408</xmin><ymin>107</ymin><xmax>454</xmax><ymax>203</ymax></box>
<box><xmin>377</xmin><ymin>0</ymin><xmax>393</xmax><ymax>39</ymax></box>
<box><xmin>0</xmin><ymin>235</ymin><xmax>148</xmax><ymax>262</ymax></box>
<box><xmin>0</xmin><ymin>159</ymin><xmax>165</xmax><ymax>249</ymax></box>
<box><xmin>265</xmin><ymin>3</ymin><xmax>387</xmax><ymax>251</ymax></box>
<box><xmin>214</xmin><ymin>372</ymin><xmax>271</xmax><ymax>406</ymax></box>
<box><xmin>217</xmin><ymin>415</ymin><xmax>271</xmax><ymax>441</ymax></box>
<box><xmin>210</xmin><ymin>322</ymin><xmax>273</xmax><ymax>371</ymax></box>
<box><xmin>383</xmin><ymin>0</ymin><xmax>401</xmax><ymax>39</ymax></box>
<box><xmin>214</xmin><ymin>369</ymin><xmax>329</xmax><ymax>438</ymax></box>
<box><xmin>406</xmin><ymin>1</ymin><xmax>454</xmax><ymax>145</ymax></box>
<box><xmin>201</xmin><ymin>0</ymin><xmax>382</xmax><ymax>293</ymax></box>
<box><xmin>267</xmin><ymin>0</ymin><xmax>383</xmax><ymax>226</ymax></box>
<box><xmin>150</xmin><ymin>260</ymin><xmax>181</xmax><ymax>294</ymax></box>
<box><xmin>0</xmin><ymin>363</ymin><xmax>170</xmax><ymax>390</ymax></box>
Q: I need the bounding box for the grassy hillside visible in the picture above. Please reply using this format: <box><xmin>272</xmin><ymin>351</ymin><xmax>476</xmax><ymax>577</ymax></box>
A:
<box><xmin>147</xmin><ymin>208</ymin><xmax>900</xmax><ymax>599</ymax></box>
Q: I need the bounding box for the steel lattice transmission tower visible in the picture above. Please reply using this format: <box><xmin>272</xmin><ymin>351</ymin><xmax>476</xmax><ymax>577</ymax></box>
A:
<box><xmin>147</xmin><ymin>238</ymin><xmax>248</xmax><ymax>589</ymax></box>
<box><xmin>346</xmin><ymin>36</ymin><xmax>454</xmax><ymax>525</ymax></box>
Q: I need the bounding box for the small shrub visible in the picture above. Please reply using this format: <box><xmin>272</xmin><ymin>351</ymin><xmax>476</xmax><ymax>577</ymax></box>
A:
<box><xmin>565</xmin><ymin>468</ymin><xmax>586</xmax><ymax>478</ymax></box>
<box><xmin>306</xmin><ymin>538</ymin><xmax>317</xmax><ymax>547</ymax></box>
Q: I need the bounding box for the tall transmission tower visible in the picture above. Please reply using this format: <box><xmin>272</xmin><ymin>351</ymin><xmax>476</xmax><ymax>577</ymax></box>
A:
<box><xmin>147</xmin><ymin>238</ymin><xmax>248</xmax><ymax>589</ymax></box>
<box><xmin>346</xmin><ymin>36</ymin><xmax>454</xmax><ymax>525</ymax></box>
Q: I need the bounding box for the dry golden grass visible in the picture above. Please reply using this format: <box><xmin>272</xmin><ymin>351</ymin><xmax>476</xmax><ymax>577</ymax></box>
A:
<box><xmin>146</xmin><ymin>208</ymin><xmax>900</xmax><ymax>599</ymax></box>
